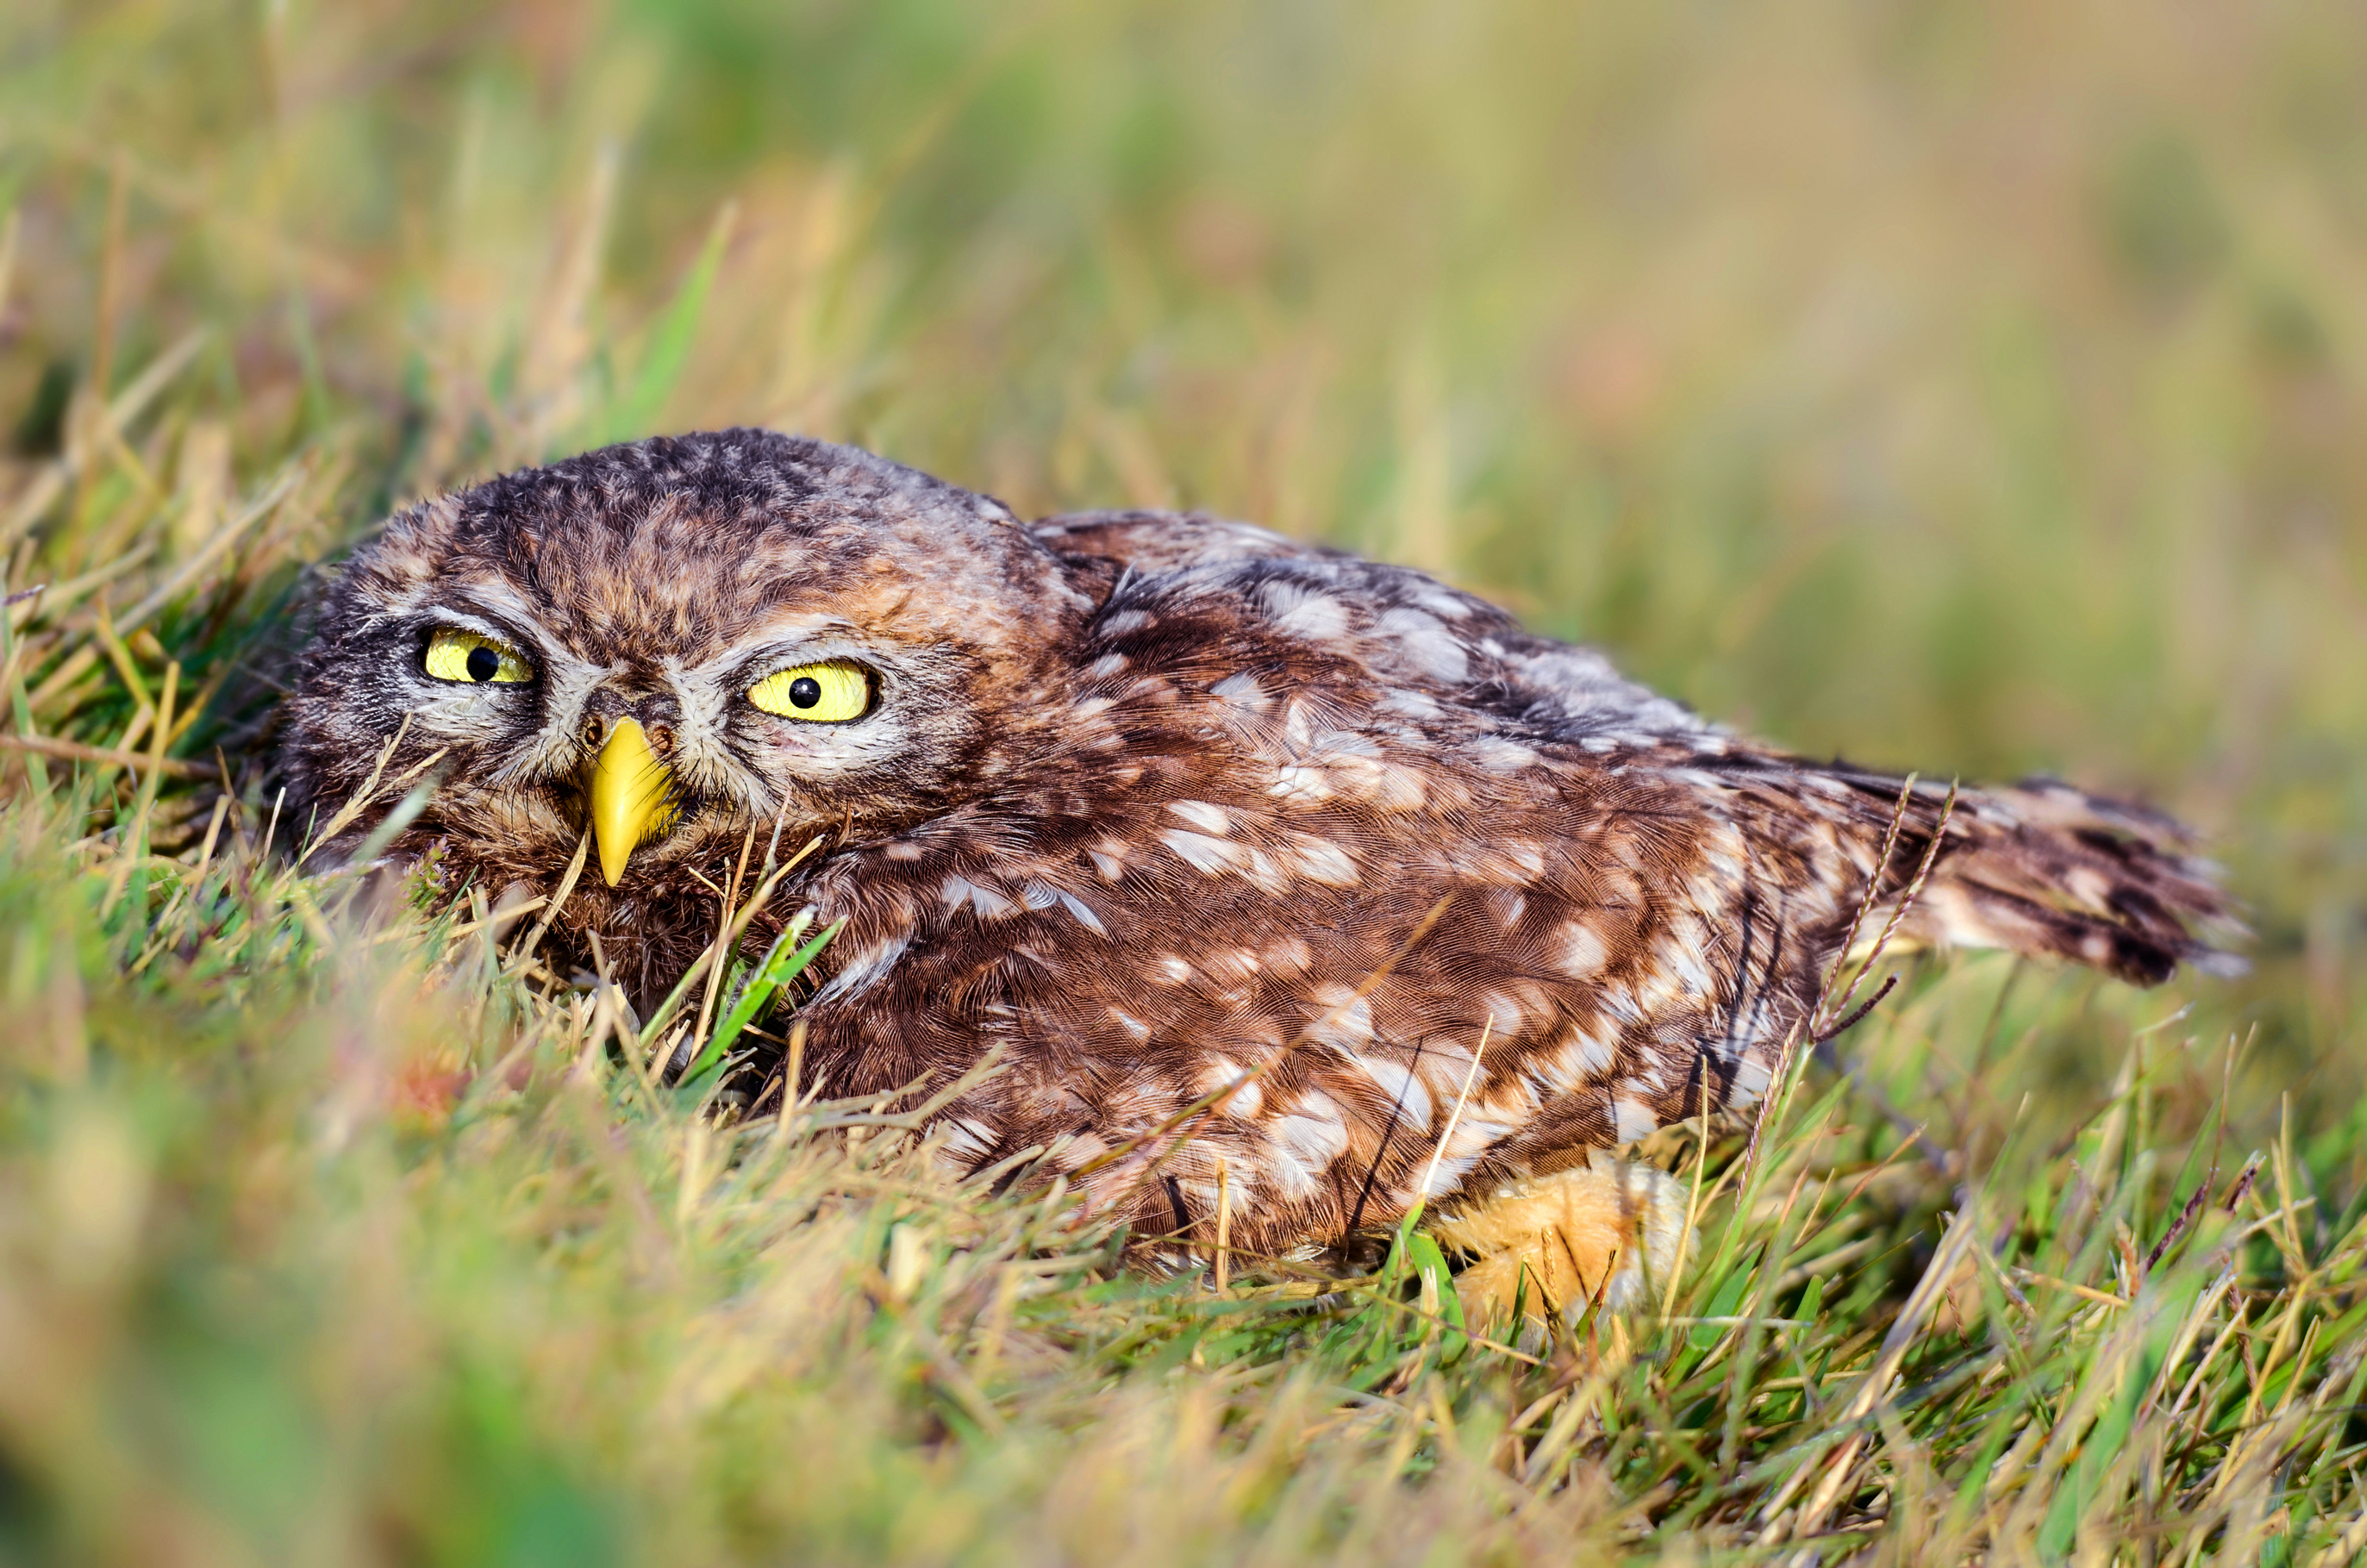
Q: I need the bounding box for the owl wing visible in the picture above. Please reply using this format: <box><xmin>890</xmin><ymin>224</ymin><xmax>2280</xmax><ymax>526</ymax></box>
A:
<box><xmin>1034</xmin><ymin>509</ymin><xmax>1718</xmax><ymax>744</ymax></box>
<box><xmin>1030</xmin><ymin>513</ymin><xmax>2238</xmax><ymax>978</ymax></box>
<box><xmin>790</xmin><ymin>529</ymin><xmax>2237</xmax><ymax>1259</ymax></box>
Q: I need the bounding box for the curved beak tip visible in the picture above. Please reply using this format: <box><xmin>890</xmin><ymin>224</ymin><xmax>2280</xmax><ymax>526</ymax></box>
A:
<box><xmin>588</xmin><ymin>717</ymin><xmax>676</xmax><ymax>887</ymax></box>
<box><xmin>596</xmin><ymin>833</ymin><xmax>634</xmax><ymax>890</ymax></box>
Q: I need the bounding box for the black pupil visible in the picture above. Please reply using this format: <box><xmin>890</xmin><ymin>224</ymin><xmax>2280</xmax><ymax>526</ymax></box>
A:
<box><xmin>465</xmin><ymin>645</ymin><xmax>500</xmax><ymax>682</ymax></box>
<box><xmin>788</xmin><ymin>675</ymin><xmax>822</xmax><ymax>709</ymax></box>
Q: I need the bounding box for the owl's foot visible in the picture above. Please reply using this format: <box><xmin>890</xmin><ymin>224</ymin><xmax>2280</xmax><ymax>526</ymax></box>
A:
<box><xmin>1431</xmin><ymin>1153</ymin><xmax>1691</xmax><ymax>1327</ymax></box>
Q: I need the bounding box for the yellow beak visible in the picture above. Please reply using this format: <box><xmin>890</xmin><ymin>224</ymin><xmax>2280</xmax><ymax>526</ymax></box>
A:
<box><xmin>588</xmin><ymin>717</ymin><xmax>678</xmax><ymax>887</ymax></box>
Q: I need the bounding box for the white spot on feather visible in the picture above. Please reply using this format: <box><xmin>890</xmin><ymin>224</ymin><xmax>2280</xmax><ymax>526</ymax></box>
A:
<box><xmin>940</xmin><ymin>1118</ymin><xmax>992</xmax><ymax>1161</ymax></box>
<box><xmin>1280</xmin><ymin>703</ymin><xmax>1317</xmax><ymax>752</ymax></box>
<box><xmin>1277</xmin><ymin>1091</ymin><xmax>1350</xmax><ymax>1172</ymax></box>
<box><xmin>1240</xmin><ymin>848</ymin><xmax>1292</xmax><ymax>894</ymax></box>
<box><xmin>1410</xmin><ymin>583</ymin><xmax>1475</xmax><ymax>620</ymax></box>
<box><xmin>1376</xmin><ymin>687</ymin><xmax>1444</xmax><ymax>721</ymax></box>
<box><xmin>1056</xmin><ymin>1132</ymin><xmax>1111</xmax><ymax>1166</ymax></box>
<box><xmin>1353</xmin><ymin>1054</ymin><xmax>1435</xmax><ymax>1131</ymax></box>
<box><xmin>811</xmin><ymin>932</ymin><xmax>910</xmax><ymax>1003</ymax></box>
<box><xmin>940</xmin><ymin>875</ymin><xmax>1016</xmax><ymax>919</ymax></box>
<box><xmin>1471</xmin><ymin>740</ymin><xmax>1541</xmax><ymax>772</ymax></box>
<box><xmin>1437</xmin><ymin>1112</ymin><xmax>1514</xmax><ymax>1170</ymax></box>
<box><xmin>1557</xmin><ymin>921</ymin><xmax>1608</xmax><ymax>978</ymax></box>
<box><xmin>1305</xmin><ymin>990</ymin><xmax>1373</xmax><ymax>1046</ymax></box>
<box><xmin>1564</xmin><ymin>1024</ymin><xmax>1618</xmax><ymax>1080</ymax></box>
<box><xmin>1262</xmin><ymin>935</ymin><xmax>1313</xmax><ymax>974</ymax></box>
<box><xmin>1613</xmin><ymin>1098</ymin><xmax>1658</xmax><ymax>1144</ymax></box>
<box><xmin>1199</xmin><ymin>946</ymin><xmax>1262</xmax><ymax>983</ymax></box>
<box><xmin>1162</xmin><ymin>829</ymin><xmax>1244</xmax><ymax>875</ymax></box>
<box><xmin>1317</xmin><ymin>753</ymin><xmax>1425</xmax><ymax>812</ymax></box>
<box><xmin>1416</xmin><ymin>1152</ymin><xmax>1480</xmax><ymax>1198</ymax></box>
<box><xmin>1167</xmin><ymin>799</ymin><xmax>1231</xmax><ymax>834</ymax></box>
<box><xmin>1265</xmin><ymin>585</ymin><xmax>1350</xmax><ymax>640</ymax></box>
<box><xmin>1209</xmin><ymin>672</ymin><xmax>1265</xmax><ymax>706</ymax></box>
<box><xmin>1374</xmin><ymin>608</ymin><xmax>1469</xmax><ymax>682</ymax></box>
<box><xmin>1265</xmin><ymin>1146</ymin><xmax>1321</xmax><ymax>1201</ymax></box>
<box><xmin>1288</xmin><ymin>837</ymin><xmax>1358</xmax><ymax>887</ymax></box>
<box><xmin>1268</xmin><ymin>766</ymin><xmax>1332</xmax><ymax>803</ymax></box>
<box><xmin>1198</xmin><ymin>1057</ymin><xmax>1263</xmax><ymax>1119</ymax></box>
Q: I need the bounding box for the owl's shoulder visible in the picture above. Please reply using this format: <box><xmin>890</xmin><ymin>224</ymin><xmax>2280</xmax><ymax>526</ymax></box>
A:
<box><xmin>1030</xmin><ymin>509</ymin><xmax>1338</xmax><ymax>578</ymax></box>
<box><xmin>1032</xmin><ymin>512</ymin><xmax>1716</xmax><ymax>750</ymax></box>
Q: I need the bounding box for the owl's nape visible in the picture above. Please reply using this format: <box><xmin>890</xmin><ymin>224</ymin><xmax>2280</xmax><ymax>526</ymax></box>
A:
<box><xmin>283</xmin><ymin>428</ymin><xmax>2240</xmax><ymax>1315</ymax></box>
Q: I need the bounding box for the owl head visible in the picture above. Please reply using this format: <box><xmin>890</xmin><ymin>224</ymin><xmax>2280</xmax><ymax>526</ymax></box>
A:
<box><xmin>284</xmin><ymin>429</ymin><xmax>1096</xmax><ymax>996</ymax></box>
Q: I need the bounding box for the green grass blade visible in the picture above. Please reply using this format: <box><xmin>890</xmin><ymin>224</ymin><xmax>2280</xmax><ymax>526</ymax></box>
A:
<box><xmin>677</xmin><ymin>915</ymin><xmax>840</xmax><ymax>1095</ymax></box>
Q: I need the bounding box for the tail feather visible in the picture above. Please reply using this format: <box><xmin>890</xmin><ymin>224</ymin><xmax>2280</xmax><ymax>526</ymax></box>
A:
<box><xmin>1840</xmin><ymin>772</ymin><xmax>2245</xmax><ymax>984</ymax></box>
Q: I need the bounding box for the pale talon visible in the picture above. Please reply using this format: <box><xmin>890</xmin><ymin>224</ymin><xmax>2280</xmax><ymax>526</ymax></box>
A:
<box><xmin>1431</xmin><ymin>1153</ymin><xmax>1691</xmax><ymax>1327</ymax></box>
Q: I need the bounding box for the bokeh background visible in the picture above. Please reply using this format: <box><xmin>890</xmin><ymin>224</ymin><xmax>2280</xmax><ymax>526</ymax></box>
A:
<box><xmin>4</xmin><ymin>1</ymin><xmax>2362</xmax><ymax>1118</ymax></box>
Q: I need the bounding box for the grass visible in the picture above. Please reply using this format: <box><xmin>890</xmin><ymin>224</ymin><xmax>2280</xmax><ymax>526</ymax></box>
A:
<box><xmin>3</xmin><ymin>2</ymin><xmax>2367</xmax><ymax>1562</ymax></box>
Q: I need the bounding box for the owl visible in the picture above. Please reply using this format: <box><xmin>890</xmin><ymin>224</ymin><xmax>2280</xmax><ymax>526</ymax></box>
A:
<box><xmin>284</xmin><ymin>429</ymin><xmax>2238</xmax><ymax>1321</ymax></box>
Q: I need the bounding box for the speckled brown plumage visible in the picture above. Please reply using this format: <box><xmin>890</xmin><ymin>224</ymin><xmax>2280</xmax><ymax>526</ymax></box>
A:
<box><xmin>284</xmin><ymin>429</ymin><xmax>2240</xmax><ymax>1265</ymax></box>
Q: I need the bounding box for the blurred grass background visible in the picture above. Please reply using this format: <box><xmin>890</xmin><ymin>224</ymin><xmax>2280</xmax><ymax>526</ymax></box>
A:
<box><xmin>3</xmin><ymin>2</ymin><xmax>2366</xmax><ymax>1562</ymax></box>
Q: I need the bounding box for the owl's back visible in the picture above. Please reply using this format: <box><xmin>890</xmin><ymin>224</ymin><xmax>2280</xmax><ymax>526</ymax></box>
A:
<box><xmin>788</xmin><ymin>504</ymin><xmax>2236</xmax><ymax>1256</ymax></box>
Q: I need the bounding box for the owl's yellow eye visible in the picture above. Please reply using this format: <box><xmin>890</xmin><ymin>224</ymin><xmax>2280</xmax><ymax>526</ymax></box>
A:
<box><xmin>424</xmin><ymin>627</ymin><xmax>534</xmax><ymax>684</ymax></box>
<box><xmin>748</xmin><ymin>661</ymin><xmax>871</xmax><ymax>722</ymax></box>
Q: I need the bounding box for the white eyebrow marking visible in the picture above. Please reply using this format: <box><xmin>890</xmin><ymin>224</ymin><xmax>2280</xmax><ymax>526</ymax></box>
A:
<box><xmin>733</xmin><ymin>609</ymin><xmax>865</xmax><ymax>644</ymax></box>
<box><xmin>405</xmin><ymin>604</ymin><xmax>524</xmax><ymax>642</ymax></box>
